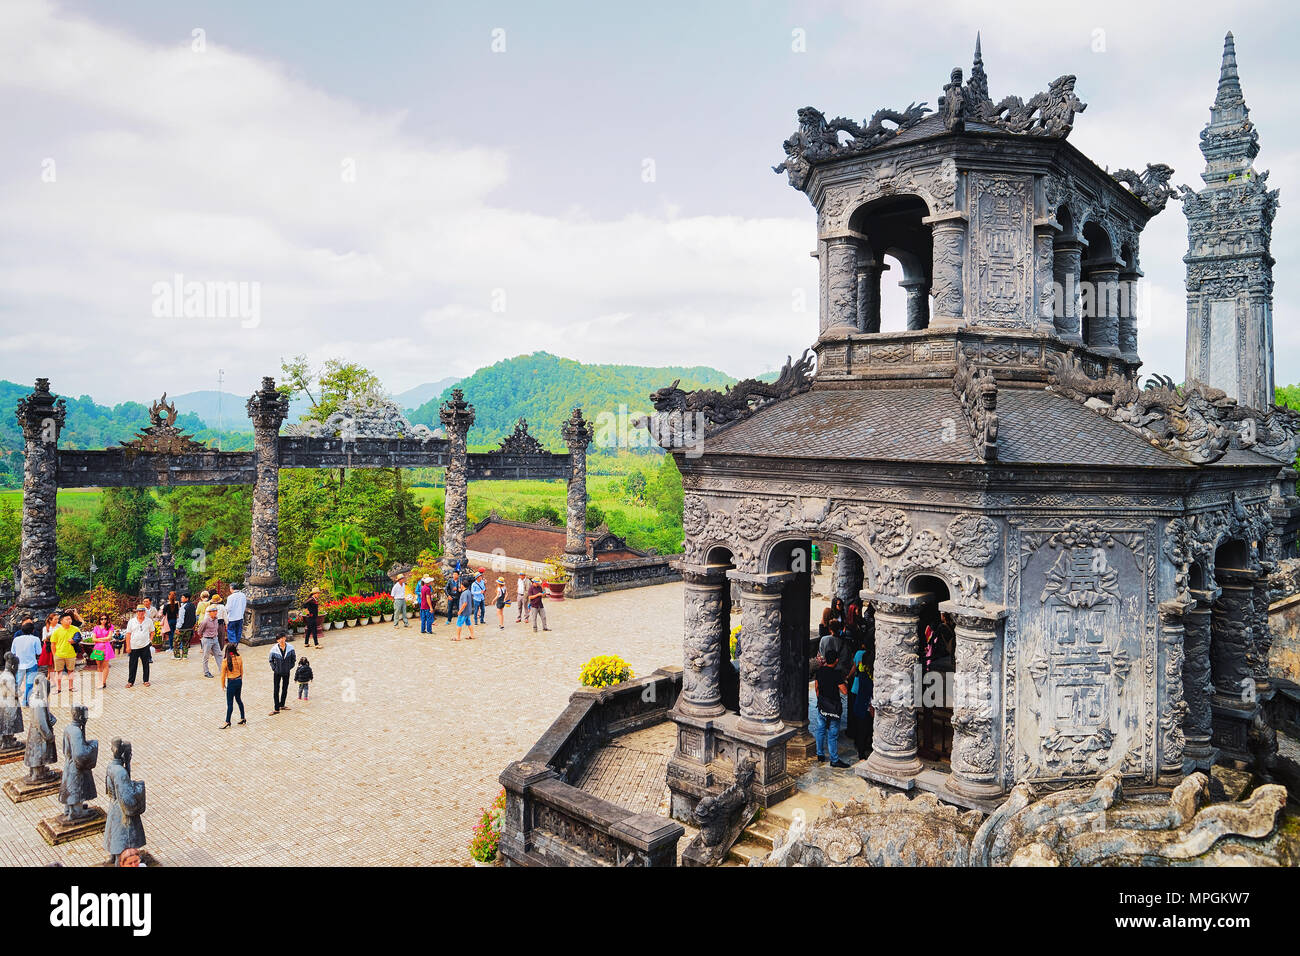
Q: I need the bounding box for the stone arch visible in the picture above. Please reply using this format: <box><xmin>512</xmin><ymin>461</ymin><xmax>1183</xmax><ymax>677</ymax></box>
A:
<box><xmin>847</xmin><ymin>194</ymin><xmax>934</xmax><ymax>333</ymax></box>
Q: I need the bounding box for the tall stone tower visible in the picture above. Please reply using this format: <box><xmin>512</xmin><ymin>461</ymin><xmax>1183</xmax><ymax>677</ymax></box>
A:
<box><xmin>1183</xmin><ymin>32</ymin><xmax>1280</xmax><ymax>409</ymax></box>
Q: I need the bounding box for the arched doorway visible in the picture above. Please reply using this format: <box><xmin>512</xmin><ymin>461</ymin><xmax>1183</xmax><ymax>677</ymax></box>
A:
<box><xmin>708</xmin><ymin>545</ymin><xmax>740</xmax><ymax>713</ymax></box>
<box><xmin>1210</xmin><ymin>540</ymin><xmax>1254</xmax><ymax>713</ymax></box>
<box><xmin>910</xmin><ymin>573</ymin><xmax>954</xmax><ymax>764</ymax></box>
<box><xmin>848</xmin><ymin>195</ymin><xmax>933</xmax><ymax>333</ymax></box>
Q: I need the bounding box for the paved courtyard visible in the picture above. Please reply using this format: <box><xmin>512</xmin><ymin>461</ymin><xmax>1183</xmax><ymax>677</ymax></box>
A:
<box><xmin>0</xmin><ymin>582</ymin><xmax>684</xmax><ymax>866</ymax></box>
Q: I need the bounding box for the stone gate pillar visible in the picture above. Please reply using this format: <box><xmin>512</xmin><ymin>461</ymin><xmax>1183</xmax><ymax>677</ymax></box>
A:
<box><xmin>1052</xmin><ymin>239</ymin><xmax>1084</xmax><ymax>342</ymax></box>
<box><xmin>14</xmin><ymin>379</ymin><xmax>65</xmax><ymax>627</ymax></box>
<box><xmin>1158</xmin><ymin>598</ymin><xmax>1193</xmax><ymax>785</ymax></box>
<box><xmin>943</xmin><ymin>602</ymin><xmax>1005</xmax><ymax>800</ymax></box>
<box><xmin>246</xmin><ymin>377</ymin><xmax>289</xmax><ymax>586</ymax></box>
<box><xmin>243</xmin><ymin>378</ymin><xmax>291</xmax><ymax>645</ymax></box>
<box><xmin>439</xmin><ymin>389</ymin><xmax>475</xmax><ymax>570</ymax></box>
<box><xmin>561</xmin><ymin>408</ymin><xmax>596</xmax><ymax>598</ymax></box>
<box><xmin>925</xmin><ymin>213</ymin><xmax>966</xmax><ymax>327</ymax></box>
<box><xmin>677</xmin><ymin>564</ymin><xmax>729</xmax><ymax>718</ymax></box>
<box><xmin>1182</xmin><ymin>589</ymin><xmax>1217</xmax><ymax>770</ymax></box>
<box><xmin>861</xmin><ymin>591</ymin><xmax>928</xmax><ymax>787</ymax></box>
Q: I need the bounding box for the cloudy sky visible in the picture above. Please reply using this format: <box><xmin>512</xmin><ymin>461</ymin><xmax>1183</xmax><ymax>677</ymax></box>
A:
<box><xmin>0</xmin><ymin>0</ymin><xmax>1295</xmax><ymax>406</ymax></box>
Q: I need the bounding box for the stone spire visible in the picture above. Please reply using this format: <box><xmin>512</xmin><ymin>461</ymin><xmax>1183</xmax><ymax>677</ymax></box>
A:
<box><xmin>1183</xmin><ymin>30</ymin><xmax>1279</xmax><ymax>411</ymax></box>
<box><xmin>968</xmin><ymin>32</ymin><xmax>989</xmax><ymax>106</ymax></box>
<box><xmin>1199</xmin><ymin>31</ymin><xmax>1259</xmax><ymax>184</ymax></box>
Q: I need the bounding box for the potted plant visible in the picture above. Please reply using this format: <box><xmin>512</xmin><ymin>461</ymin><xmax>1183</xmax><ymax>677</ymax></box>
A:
<box><xmin>543</xmin><ymin>555</ymin><xmax>570</xmax><ymax>600</ymax></box>
<box><xmin>469</xmin><ymin>790</ymin><xmax>505</xmax><ymax>866</ymax></box>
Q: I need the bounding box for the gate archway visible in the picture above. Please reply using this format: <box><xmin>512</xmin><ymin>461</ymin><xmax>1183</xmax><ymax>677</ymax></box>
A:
<box><xmin>9</xmin><ymin>378</ymin><xmax>595</xmax><ymax>643</ymax></box>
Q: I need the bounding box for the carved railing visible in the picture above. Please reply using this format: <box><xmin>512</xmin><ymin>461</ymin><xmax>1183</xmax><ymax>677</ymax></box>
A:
<box><xmin>499</xmin><ymin>668</ymin><xmax>684</xmax><ymax>867</ymax></box>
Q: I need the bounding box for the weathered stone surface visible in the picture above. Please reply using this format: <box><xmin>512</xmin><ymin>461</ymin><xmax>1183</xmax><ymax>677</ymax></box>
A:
<box><xmin>765</xmin><ymin>770</ymin><xmax>1299</xmax><ymax>866</ymax></box>
<box><xmin>439</xmin><ymin>389</ymin><xmax>475</xmax><ymax>569</ymax></box>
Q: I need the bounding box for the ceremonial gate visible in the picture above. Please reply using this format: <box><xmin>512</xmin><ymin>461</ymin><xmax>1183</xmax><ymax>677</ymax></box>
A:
<box><xmin>10</xmin><ymin>377</ymin><xmax>596</xmax><ymax>643</ymax></box>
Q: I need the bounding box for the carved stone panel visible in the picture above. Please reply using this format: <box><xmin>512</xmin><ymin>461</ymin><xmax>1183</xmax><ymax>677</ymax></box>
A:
<box><xmin>1006</xmin><ymin>519</ymin><xmax>1156</xmax><ymax>787</ymax></box>
<box><xmin>967</xmin><ymin>173</ymin><xmax>1034</xmax><ymax>329</ymax></box>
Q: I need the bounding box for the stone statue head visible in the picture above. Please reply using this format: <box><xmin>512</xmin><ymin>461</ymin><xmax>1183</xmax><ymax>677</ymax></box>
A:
<box><xmin>71</xmin><ymin>704</ymin><xmax>88</xmax><ymax>729</ymax></box>
<box><xmin>32</xmin><ymin>674</ymin><xmax>50</xmax><ymax>704</ymax></box>
<box><xmin>3</xmin><ymin>651</ymin><xmax>15</xmax><ymax>676</ymax></box>
<box><xmin>111</xmin><ymin>737</ymin><xmax>132</xmax><ymax>770</ymax></box>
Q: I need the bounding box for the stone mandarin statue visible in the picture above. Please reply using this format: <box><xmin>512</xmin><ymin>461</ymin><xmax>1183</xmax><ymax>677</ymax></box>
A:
<box><xmin>57</xmin><ymin>704</ymin><xmax>99</xmax><ymax>822</ymax></box>
<box><xmin>22</xmin><ymin>674</ymin><xmax>57</xmax><ymax>784</ymax></box>
<box><xmin>0</xmin><ymin>653</ymin><xmax>22</xmax><ymax>750</ymax></box>
<box><xmin>104</xmin><ymin>738</ymin><xmax>146</xmax><ymax>865</ymax></box>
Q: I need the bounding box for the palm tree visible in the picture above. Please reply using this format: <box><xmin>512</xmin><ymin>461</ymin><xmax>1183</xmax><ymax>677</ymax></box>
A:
<box><xmin>307</xmin><ymin>524</ymin><xmax>387</xmax><ymax>596</ymax></box>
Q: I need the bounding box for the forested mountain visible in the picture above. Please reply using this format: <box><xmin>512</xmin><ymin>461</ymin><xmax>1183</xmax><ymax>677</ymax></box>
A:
<box><xmin>407</xmin><ymin>352</ymin><xmax>737</xmax><ymax>450</ymax></box>
<box><xmin>393</xmin><ymin>378</ymin><xmax>460</xmax><ymax>411</ymax></box>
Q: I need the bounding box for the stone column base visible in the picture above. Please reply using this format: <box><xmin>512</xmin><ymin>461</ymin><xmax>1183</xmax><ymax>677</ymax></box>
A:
<box><xmin>667</xmin><ymin>710</ymin><xmax>796</xmax><ymax>820</ymax></box>
<box><xmin>244</xmin><ymin>584</ymin><xmax>296</xmax><ymax>646</ymax></box>
<box><xmin>1211</xmin><ymin>699</ymin><xmax>1256</xmax><ymax>767</ymax></box>
<box><xmin>38</xmin><ymin>806</ymin><xmax>106</xmax><ymax>846</ymax></box>
<box><xmin>944</xmin><ymin>775</ymin><xmax>1003</xmax><ymax>801</ymax></box>
<box><xmin>860</xmin><ymin>751</ymin><xmax>922</xmax><ymax>790</ymax></box>
<box><xmin>562</xmin><ymin>555</ymin><xmax>597</xmax><ymax>599</ymax></box>
<box><xmin>786</xmin><ymin>728</ymin><xmax>818</xmax><ymax>760</ymax></box>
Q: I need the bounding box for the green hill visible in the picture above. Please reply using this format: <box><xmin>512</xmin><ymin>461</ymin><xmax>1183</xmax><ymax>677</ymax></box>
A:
<box><xmin>407</xmin><ymin>352</ymin><xmax>738</xmax><ymax>450</ymax></box>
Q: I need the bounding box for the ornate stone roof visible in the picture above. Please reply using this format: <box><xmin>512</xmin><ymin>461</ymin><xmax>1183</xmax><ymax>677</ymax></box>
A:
<box><xmin>774</xmin><ymin>34</ymin><xmax>1087</xmax><ymax>190</ymax></box>
<box><xmin>700</xmin><ymin>382</ymin><xmax>1287</xmax><ymax>470</ymax></box>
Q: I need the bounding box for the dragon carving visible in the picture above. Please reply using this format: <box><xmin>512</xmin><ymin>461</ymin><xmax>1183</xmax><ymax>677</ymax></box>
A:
<box><xmin>646</xmin><ymin>349</ymin><xmax>816</xmax><ymax>439</ymax></box>
<box><xmin>1112</xmin><ymin>163</ymin><xmax>1178</xmax><ymax>213</ymax></box>
<box><xmin>1048</xmin><ymin>355</ymin><xmax>1300</xmax><ymax>465</ymax></box>
<box><xmin>774</xmin><ymin>104</ymin><xmax>930</xmax><ymax>189</ymax></box>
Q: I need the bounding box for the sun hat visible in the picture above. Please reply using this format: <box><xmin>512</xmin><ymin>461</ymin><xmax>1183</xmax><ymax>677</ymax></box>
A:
<box><xmin>134</xmin><ymin>604</ymin><xmax>145</xmax><ymax>611</ymax></box>
<box><xmin>496</xmin><ymin>577</ymin><xmax>505</xmax><ymax>584</ymax></box>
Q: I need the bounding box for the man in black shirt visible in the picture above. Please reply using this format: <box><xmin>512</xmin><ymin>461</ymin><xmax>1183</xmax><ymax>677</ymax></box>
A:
<box><xmin>815</xmin><ymin>648</ymin><xmax>851</xmax><ymax>768</ymax></box>
<box><xmin>444</xmin><ymin>572</ymin><xmax>462</xmax><ymax>625</ymax></box>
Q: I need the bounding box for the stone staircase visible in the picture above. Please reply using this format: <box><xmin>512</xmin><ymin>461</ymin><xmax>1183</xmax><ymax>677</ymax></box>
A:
<box><xmin>722</xmin><ymin>815</ymin><xmax>790</xmax><ymax>866</ymax></box>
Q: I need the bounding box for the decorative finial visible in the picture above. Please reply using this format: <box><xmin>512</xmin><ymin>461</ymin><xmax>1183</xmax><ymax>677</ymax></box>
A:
<box><xmin>968</xmin><ymin>32</ymin><xmax>989</xmax><ymax>107</ymax></box>
<box><xmin>1217</xmin><ymin>31</ymin><xmax>1240</xmax><ymax>101</ymax></box>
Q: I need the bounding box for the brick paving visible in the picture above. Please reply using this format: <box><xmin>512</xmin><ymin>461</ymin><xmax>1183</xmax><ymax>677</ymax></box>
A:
<box><xmin>575</xmin><ymin>721</ymin><xmax>675</xmax><ymax>817</ymax></box>
<box><xmin>0</xmin><ymin>582</ymin><xmax>683</xmax><ymax>866</ymax></box>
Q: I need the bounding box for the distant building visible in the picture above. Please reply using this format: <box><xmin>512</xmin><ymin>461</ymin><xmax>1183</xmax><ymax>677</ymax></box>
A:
<box><xmin>464</xmin><ymin>515</ymin><xmax>679</xmax><ymax>592</ymax></box>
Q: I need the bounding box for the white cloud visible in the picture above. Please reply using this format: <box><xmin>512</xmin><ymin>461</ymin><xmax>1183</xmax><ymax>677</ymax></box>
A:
<box><xmin>0</xmin><ymin>0</ymin><xmax>814</xmax><ymax>406</ymax></box>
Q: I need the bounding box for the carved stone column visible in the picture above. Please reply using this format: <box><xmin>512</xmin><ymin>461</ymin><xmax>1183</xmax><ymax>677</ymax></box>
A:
<box><xmin>780</xmin><ymin>568</ymin><xmax>816</xmax><ymax>759</ymax></box>
<box><xmin>822</xmin><ymin>236</ymin><xmax>860</xmax><ymax>335</ymax></box>
<box><xmin>439</xmin><ymin>388</ymin><xmax>475</xmax><ymax>570</ymax></box>
<box><xmin>1052</xmin><ymin>239</ymin><xmax>1084</xmax><ymax>342</ymax></box>
<box><xmin>729</xmin><ymin>571</ymin><xmax>789</xmax><ymax>736</ymax></box>
<box><xmin>246</xmin><ymin>377</ymin><xmax>289</xmax><ymax>587</ymax></box>
<box><xmin>925</xmin><ymin>214</ymin><xmax>966</xmax><ymax>327</ymax></box>
<box><xmin>1158</xmin><ymin>598</ymin><xmax>1193</xmax><ymax>785</ymax></box>
<box><xmin>1181</xmin><ymin>590</ymin><xmax>1216</xmax><ymax>770</ymax></box>
<box><xmin>900</xmin><ymin>277</ymin><xmax>930</xmax><ymax>331</ymax></box>
<box><xmin>1033</xmin><ymin>219</ymin><xmax>1058</xmax><ymax>331</ymax></box>
<box><xmin>13</xmin><ymin>379</ymin><xmax>65</xmax><ymax>627</ymax></box>
<box><xmin>1118</xmin><ymin>269</ymin><xmax>1142</xmax><ymax>359</ymax></box>
<box><xmin>561</xmin><ymin>408</ymin><xmax>596</xmax><ymax>598</ymax></box>
<box><xmin>1211</xmin><ymin>570</ymin><xmax>1256</xmax><ymax>709</ymax></box>
<box><xmin>1083</xmin><ymin>259</ymin><xmax>1121</xmax><ymax>355</ymax></box>
<box><xmin>832</xmin><ymin>547</ymin><xmax>863</xmax><ymax>606</ymax></box>
<box><xmin>1250</xmin><ymin>573</ymin><xmax>1273</xmax><ymax>692</ymax></box>
<box><xmin>861</xmin><ymin>591</ymin><xmax>927</xmax><ymax>786</ymax></box>
<box><xmin>677</xmin><ymin>565</ymin><xmax>729</xmax><ymax>718</ymax></box>
<box><xmin>854</xmin><ymin>250</ymin><xmax>887</xmax><ymax>333</ymax></box>
<box><xmin>943</xmin><ymin>603</ymin><xmax>1004</xmax><ymax>800</ymax></box>
<box><xmin>243</xmin><ymin>378</ymin><xmax>292</xmax><ymax>645</ymax></box>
